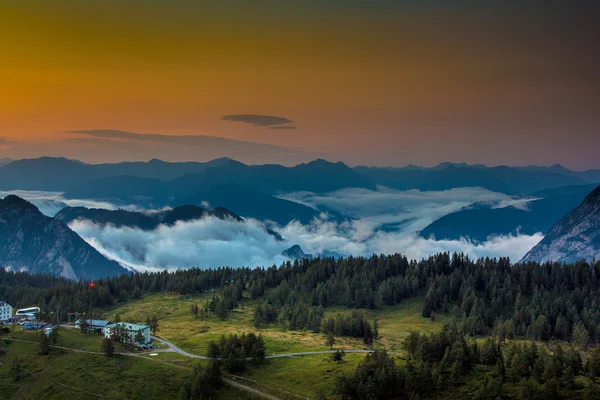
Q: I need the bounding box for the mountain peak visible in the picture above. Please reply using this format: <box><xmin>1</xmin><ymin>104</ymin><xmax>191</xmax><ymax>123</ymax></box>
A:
<box><xmin>303</xmin><ymin>159</ymin><xmax>349</xmax><ymax>169</ymax></box>
<box><xmin>1</xmin><ymin>195</ymin><xmax>41</xmax><ymax>213</ymax></box>
<box><xmin>521</xmin><ymin>184</ymin><xmax>600</xmax><ymax>264</ymax></box>
<box><xmin>0</xmin><ymin>198</ymin><xmax>126</xmax><ymax>280</ymax></box>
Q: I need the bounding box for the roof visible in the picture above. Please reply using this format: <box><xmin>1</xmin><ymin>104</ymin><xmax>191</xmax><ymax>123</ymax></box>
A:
<box><xmin>76</xmin><ymin>319</ymin><xmax>112</xmax><ymax>327</ymax></box>
<box><xmin>105</xmin><ymin>322</ymin><xmax>150</xmax><ymax>331</ymax></box>
<box><xmin>0</xmin><ymin>301</ymin><xmax>12</xmax><ymax>307</ymax></box>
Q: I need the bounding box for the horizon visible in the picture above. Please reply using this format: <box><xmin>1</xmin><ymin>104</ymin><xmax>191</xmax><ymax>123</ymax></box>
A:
<box><xmin>1</xmin><ymin>2</ymin><xmax>599</xmax><ymax>169</ymax></box>
<box><xmin>2</xmin><ymin>154</ymin><xmax>600</xmax><ymax>173</ymax></box>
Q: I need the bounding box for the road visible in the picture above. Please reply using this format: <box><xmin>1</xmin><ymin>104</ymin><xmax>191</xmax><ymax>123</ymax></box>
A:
<box><xmin>151</xmin><ymin>336</ymin><xmax>208</xmax><ymax>359</ymax></box>
<box><xmin>151</xmin><ymin>335</ymin><xmax>376</xmax><ymax>360</ymax></box>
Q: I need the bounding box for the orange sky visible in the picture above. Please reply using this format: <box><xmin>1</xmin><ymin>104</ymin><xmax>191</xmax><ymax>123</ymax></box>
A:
<box><xmin>1</xmin><ymin>1</ymin><xmax>598</xmax><ymax>168</ymax></box>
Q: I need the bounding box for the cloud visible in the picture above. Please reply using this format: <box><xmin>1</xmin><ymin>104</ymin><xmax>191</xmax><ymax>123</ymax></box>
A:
<box><xmin>0</xmin><ymin>190</ymin><xmax>141</xmax><ymax>217</ymax></box>
<box><xmin>279</xmin><ymin>186</ymin><xmax>520</xmax><ymax>232</ymax></box>
<box><xmin>3</xmin><ymin>130</ymin><xmax>313</xmax><ymax>165</ymax></box>
<box><xmin>221</xmin><ymin>114</ymin><xmax>294</xmax><ymax>128</ymax></box>
<box><xmin>66</xmin><ymin>129</ymin><xmax>288</xmax><ymax>148</ymax></box>
<box><xmin>278</xmin><ymin>216</ymin><xmax>543</xmax><ymax>263</ymax></box>
<box><xmin>70</xmin><ymin>217</ymin><xmax>290</xmax><ymax>271</ymax></box>
<box><xmin>0</xmin><ymin>137</ymin><xmax>15</xmax><ymax>146</ymax></box>
<box><xmin>492</xmin><ymin>197</ymin><xmax>540</xmax><ymax>211</ymax></box>
<box><xmin>70</xmin><ymin>213</ymin><xmax>542</xmax><ymax>272</ymax></box>
<box><xmin>269</xmin><ymin>126</ymin><xmax>297</xmax><ymax>130</ymax></box>
<box><xmin>63</xmin><ymin>186</ymin><xmax>543</xmax><ymax>272</ymax></box>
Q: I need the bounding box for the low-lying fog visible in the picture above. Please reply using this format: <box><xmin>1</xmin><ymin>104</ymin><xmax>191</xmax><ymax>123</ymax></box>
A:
<box><xmin>3</xmin><ymin>188</ymin><xmax>543</xmax><ymax>271</ymax></box>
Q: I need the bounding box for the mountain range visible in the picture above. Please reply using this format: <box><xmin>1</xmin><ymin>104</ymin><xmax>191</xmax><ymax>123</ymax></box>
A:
<box><xmin>1</xmin><ymin>157</ymin><xmax>598</xmax><ymax>196</ymax></box>
<box><xmin>2</xmin><ymin>157</ymin><xmax>599</xmax><ymax>226</ymax></box>
<box><xmin>0</xmin><ymin>195</ymin><xmax>126</xmax><ymax>280</ymax></box>
<box><xmin>521</xmin><ymin>185</ymin><xmax>600</xmax><ymax>263</ymax></box>
<box><xmin>419</xmin><ymin>184</ymin><xmax>598</xmax><ymax>242</ymax></box>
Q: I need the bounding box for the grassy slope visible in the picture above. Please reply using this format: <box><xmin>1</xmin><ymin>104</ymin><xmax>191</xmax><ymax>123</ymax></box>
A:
<box><xmin>8</xmin><ymin>292</ymin><xmax>590</xmax><ymax>399</ymax></box>
<box><xmin>107</xmin><ymin>293</ymin><xmax>443</xmax><ymax>355</ymax></box>
<box><xmin>0</xmin><ymin>339</ymin><xmax>188</xmax><ymax>400</ymax></box>
<box><xmin>105</xmin><ymin>293</ymin><xmax>447</xmax><ymax>399</ymax></box>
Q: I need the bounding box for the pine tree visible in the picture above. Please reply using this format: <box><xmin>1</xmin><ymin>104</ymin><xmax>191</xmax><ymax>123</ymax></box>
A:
<box><xmin>150</xmin><ymin>315</ymin><xmax>159</xmax><ymax>336</ymax></box>
<box><xmin>572</xmin><ymin>322</ymin><xmax>590</xmax><ymax>349</ymax></box>
<box><xmin>103</xmin><ymin>338</ymin><xmax>115</xmax><ymax>357</ymax></box>
<box><xmin>326</xmin><ymin>333</ymin><xmax>336</xmax><ymax>350</ymax></box>
<box><xmin>38</xmin><ymin>331</ymin><xmax>50</xmax><ymax>355</ymax></box>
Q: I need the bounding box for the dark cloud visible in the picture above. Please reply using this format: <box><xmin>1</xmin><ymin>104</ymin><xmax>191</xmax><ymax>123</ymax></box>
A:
<box><xmin>269</xmin><ymin>126</ymin><xmax>297</xmax><ymax>130</ymax></box>
<box><xmin>221</xmin><ymin>114</ymin><xmax>294</xmax><ymax>127</ymax></box>
<box><xmin>0</xmin><ymin>137</ymin><xmax>15</xmax><ymax>146</ymax></box>
<box><xmin>66</xmin><ymin>129</ymin><xmax>285</xmax><ymax>149</ymax></box>
<box><xmin>2</xmin><ymin>129</ymin><xmax>315</xmax><ymax>165</ymax></box>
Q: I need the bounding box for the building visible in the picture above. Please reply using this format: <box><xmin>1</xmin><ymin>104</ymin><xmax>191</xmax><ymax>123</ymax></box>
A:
<box><xmin>0</xmin><ymin>301</ymin><xmax>13</xmax><ymax>323</ymax></box>
<box><xmin>15</xmin><ymin>306</ymin><xmax>40</xmax><ymax>321</ymax></box>
<box><xmin>104</xmin><ymin>322</ymin><xmax>151</xmax><ymax>345</ymax></box>
<box><xmin>75</xmin><ymin>319</ymin><xmax>112</xmax><ymax>333</ymax></box>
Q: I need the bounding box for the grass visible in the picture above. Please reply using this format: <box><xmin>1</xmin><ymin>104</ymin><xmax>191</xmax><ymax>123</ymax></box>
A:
<box><xmin>8</xmin><ymin>325</ymin><xmax>149</xmax><ymax>355</ymax></box>
<box><xmin>0</xmin><ymin>338</ymin><xmax>189</xmax><ymax>400</ymax></box>
<box><xmin>1</xmin><ymin>292</ymin><xmax>448</xmax><ymax>399</ymax></box>
<box><xmin>103</xmin><ymin>292</ymin><xmax>446</xmax><ymax>398</ymax></box>
<box><xmin>108</xmin><ymin>292</ymin><xmax>441</xmax><ymax>358</ymax></box>
<box><xmin>240</xmin><ymin>353</ymin><xmax>368</xmax><ymax>399</ymax></box>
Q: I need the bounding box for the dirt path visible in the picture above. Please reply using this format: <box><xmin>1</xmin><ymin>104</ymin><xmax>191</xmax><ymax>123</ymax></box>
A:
<box><xmin>151</xmin><ymin>335</ymin><xmax>376</xmax><ymax>360</ymax></box>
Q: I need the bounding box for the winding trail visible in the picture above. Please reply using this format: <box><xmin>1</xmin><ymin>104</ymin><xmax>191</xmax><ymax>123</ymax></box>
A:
<box><xmin>151</xmin><ymin>335</ymin><xmax>376</xmax><ymax>360</ymax></box>
<box><xmin>13</xmin><ymin>333</ymin><xmax>377</xmax><ymax>399</ymax></box>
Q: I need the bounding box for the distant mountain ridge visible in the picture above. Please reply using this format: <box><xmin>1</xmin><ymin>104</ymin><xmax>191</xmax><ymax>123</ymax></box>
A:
<box><xmin>1</xmin><ymin>157</ymin><xmax>598</xmax><ymax>195</ymax></box>
<box><xmin>1</xmin><ymin>157</ymin><xmax>599</xmax><ymax>225</ymax></box>
<box><xmin>0</xmin><ymin>195</ymin><xmax>126</xmax><ymax>280</ymax></box>
<box><xmin>354</xmin><ymin>163</ymin><xmax>598</xmax><ymax>194</ymax></box>
<box><xmin>521</xmin><ymin>185</ymin><xmax>600</xmax><ymax>263</ymax></box>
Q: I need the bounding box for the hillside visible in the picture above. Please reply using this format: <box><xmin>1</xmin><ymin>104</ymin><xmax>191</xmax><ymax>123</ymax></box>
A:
<box><xmin>55</xmin><ymin>205</ymin><xmax>243</xmax><ymax>230</ymax></box>
<box><xmin>3</xmin><ymin>254</ymin><xmax>600</xmax><ymax>399</ymax></box>
<box><xmin>64</xmin><ymin>175</ymin><xmax>322</xmax><ymax>225</ymax></box>
<box><xmin>419</xmin><ymin>184</ymin><xmax>597</xmax><ymax>242</ymax></box>
<box><xmin>0</xmin><ymin>195</ymin><xmax>127</xmax><ymax>280</ymax></box>
<box><xmin>521</xmin><ymin>185</ymin><xmax>600</xmax><ymax>263</ymax></box>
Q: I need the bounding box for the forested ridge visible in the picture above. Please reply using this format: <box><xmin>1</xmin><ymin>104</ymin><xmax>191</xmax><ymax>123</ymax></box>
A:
<box><xmin>2</xmin><ymin>253</ymin><xmax>600</xmax><ymax>346</ymax></box>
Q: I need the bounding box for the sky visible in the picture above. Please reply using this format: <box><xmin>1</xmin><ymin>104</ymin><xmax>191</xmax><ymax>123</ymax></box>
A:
<box><xmin>1</xmin><ymin>1</ymin><xmax>599</xmax><ymax>169</ymax></box>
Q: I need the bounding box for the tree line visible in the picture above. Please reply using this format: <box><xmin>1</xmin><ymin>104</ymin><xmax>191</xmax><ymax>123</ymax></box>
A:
<box><xmin>2</xmin><ymin>254</ymin><xmax>600</xmax><ymax>347</ymax></box>
<box><xmin>336</xmin><ymin>323</ymin><xmax>600</xmax><ymax>399</ymax></box>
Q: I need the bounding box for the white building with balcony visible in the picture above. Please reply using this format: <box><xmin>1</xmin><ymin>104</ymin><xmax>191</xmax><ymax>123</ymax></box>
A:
<box><xmin>0</xmin><ymin>301</ymin><xmax>13</xmax><ymax>322</ymax></box>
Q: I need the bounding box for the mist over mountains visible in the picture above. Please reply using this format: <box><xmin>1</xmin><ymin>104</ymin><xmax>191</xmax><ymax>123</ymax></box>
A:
<box><xmin>1</xmin><ymin>156</ymin><xmax>599</xmax><ymax>278</ymax></box>
<box><xmin>0</xmin><ymin>195</ymin><xmax>126</xmax><ymax>280</ymax></box>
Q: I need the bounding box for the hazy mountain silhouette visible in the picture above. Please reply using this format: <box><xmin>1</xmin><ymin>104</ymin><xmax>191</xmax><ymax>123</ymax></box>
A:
<box><xmin>354</xmin><ymin>164</ymin><xmax>596</xmax><ymax>194</ymax></box>
<box><xmin>64</xmin><ymin>175</ymin><xmax>321</xmax><ymax>225</ymax></box>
